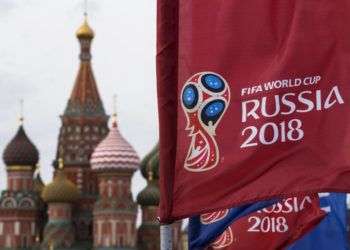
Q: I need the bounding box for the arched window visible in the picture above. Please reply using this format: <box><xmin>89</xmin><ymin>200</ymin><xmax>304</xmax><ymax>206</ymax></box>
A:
<box><xmin>107</xmin><ymin>180</ymin><xmax>112</xmax><ymax>198</ymax></box>
<box><xmin>5</xmin><ymin>235</ymin><xmax>11</xmax><ymax>247</ymax></box>
<box><xmin>1</xmin><ymin>197</ymin><xmax>16</xmax><ymax>208</ymax></box>
<box><xmin>19</xmin><ymin>198</ymin><xmax>34</xmax><ymax>209</ymax></box>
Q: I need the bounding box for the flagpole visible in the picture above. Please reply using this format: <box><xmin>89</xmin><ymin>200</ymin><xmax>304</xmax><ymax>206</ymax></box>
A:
<box><xmin>160</xmin><ymin>224</ymin><xmax>172</xmax><ymax>250</ymax></box>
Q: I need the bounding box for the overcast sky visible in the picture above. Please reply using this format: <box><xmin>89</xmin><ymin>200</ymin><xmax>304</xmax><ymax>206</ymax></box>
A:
<box><xmin>0</xmin><ymin>0</ymin><xmax>158</xmax><ymax>197</ymax></box>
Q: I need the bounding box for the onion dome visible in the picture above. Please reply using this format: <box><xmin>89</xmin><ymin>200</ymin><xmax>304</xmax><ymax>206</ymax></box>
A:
<box><xmin>137</xmin><ymin>145</ymin><xmax>160</xmax><ymax>206</ymax></box>
<box><xmin>140</xmin><ymin>143</ymin><xmax>159</xmax><ymax>179</ymax></box>
<box><xmin>3</xmin><ymin>125</ymin><xmax>39</xmax><ymax>167</ymax></box>
<box><xmin>137</xmin><ymin>175</ymin><xmax>160</xmax><ymax>207</ymax></box>
<box><xmin>90</xmin><ymin>120</ymin><xmax>140</xmax><ymax>172</ymax></box>
<box><xmin>42</xmin><ymin>160</ymin><xmax>79</xmax><ymax>203</ymax></box>
<box><xmin>76</xmin><ymin>18</ymin><xmax>94</xmax><ymax>39</ymax></box>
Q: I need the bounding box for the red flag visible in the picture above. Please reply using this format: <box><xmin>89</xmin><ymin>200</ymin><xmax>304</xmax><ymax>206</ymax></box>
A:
<box><xmin>157</xmin><ymin>0</ymin><xmax>350</xmax><ymax>222</ymax></box>
<box><xmin>207</xmin><ymin>195</ymin><xmax>325</xmax><ymax>250</ymax></box>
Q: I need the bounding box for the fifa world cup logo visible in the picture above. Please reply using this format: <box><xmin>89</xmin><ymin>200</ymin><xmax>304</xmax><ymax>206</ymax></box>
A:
<box><xmin>200</xmin><ymin>209</ymin><xmax>233</xmax><ymax>249</ymax></box>
<box><xmin>181</xmin><ymin>72</ymin><xmax>230</xmax><ymax>172</ymax></box>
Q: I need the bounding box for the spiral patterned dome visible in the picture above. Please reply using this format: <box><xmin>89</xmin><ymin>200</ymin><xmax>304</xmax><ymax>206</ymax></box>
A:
<box><xmin>3</xmin><ymin>125</ymin><xmax>39</xmax><ymax>167</ymax></box>
<box><xmin>90</xmin><ymin>121</ymin><xmax>140</xmax><ymax>172</ymax></box>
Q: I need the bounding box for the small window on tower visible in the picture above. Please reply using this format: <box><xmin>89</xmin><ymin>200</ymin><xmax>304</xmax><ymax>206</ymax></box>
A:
<box><xmin>84</xmin><ymin>126</ymin><xmax>90</xmax><ymax>132</ymax></box>
<box><xmin>75</xmin><ymin>126</ymin><xmax>81</xmax><ymax>133</ymax></box>
<box><xmin>14</xmin><ymin>222</ymin><xmax>20</xmax><ymax>235</ymax></box>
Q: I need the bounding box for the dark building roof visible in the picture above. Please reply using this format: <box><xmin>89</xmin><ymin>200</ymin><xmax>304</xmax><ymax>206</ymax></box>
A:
<box><xmin>3</xmin><ymin>125</ymin><xmax>39</xmax><ymax>167</ymax></box>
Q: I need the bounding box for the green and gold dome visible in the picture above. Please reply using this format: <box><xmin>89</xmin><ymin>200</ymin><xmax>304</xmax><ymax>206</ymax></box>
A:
<box><xmin>137</xmin><ymin>144</ymin><xmax>160</xmax><ymax>206</ymax></box>
<box><xmin>137</xmin><ymin>178</ymin><xmax>160</xmax><ymax>207</ymax></box>
<box><xmin>42</xmin><ymin>159</ymin><xmax>79</xmax><ymax>203</ymax></box>
<box><xmin>140</xmin><ymin>143</ymin><xmax>159</xmax><ymax>180</ymax></box>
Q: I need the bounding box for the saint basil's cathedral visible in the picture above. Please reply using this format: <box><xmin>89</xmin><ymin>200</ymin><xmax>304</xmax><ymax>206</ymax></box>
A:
<box><xmin>0</xmin><ymin>17</ymin><xmax>186</xmax><ymax>250</ymax></box>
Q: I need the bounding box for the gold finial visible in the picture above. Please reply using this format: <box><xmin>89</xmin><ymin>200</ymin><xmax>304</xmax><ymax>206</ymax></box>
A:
<box><xmin>19</xmin><ymin>99</ymin><xmax>24</xmax><ymax>125</ymax></box>
<box><xmin>58</xmin><ymin>158</ymin><xmax>64</xmax><ymax>170</ymax></box>
<box><xmin>76</xmin><ymin>0</ymin><xmax>94</xmax><ymax>39</ymax></box>
<box><xmin>112</xmin><ymin>94</ymin><xmax>117</xmax><ymax>115</ymax></box>
<box><xmin>148</xmin><ymin>169</ymin><xmax>153</xmax><ymax>181</ymax></box>
<box><xmin>111</xmin><ymin>95</ymin><xmax>117</xmax><ymax>126</ymax></box>
<box><xmin>58</xmin><ymin>146</ymin><xmax>64</xmax><ymax>170</ymax></box>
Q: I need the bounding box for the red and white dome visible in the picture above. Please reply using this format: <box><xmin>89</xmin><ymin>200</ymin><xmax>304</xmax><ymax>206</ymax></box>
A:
<box><xmin>91</xmin><ymin>122</ymin><xmax>140</xmax><ymax>171</ymax></box>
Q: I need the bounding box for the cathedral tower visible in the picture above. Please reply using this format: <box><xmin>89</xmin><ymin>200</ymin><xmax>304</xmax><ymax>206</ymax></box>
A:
<box><xmin>53</xmin><ymin>16</ymin><xmax>109</xmax><ymax>243</ymax></box>
<box><xmin>90</xmin><ymin>114</ymin><xmax>140</xmax><ymax>249</ymax></box>
<box><xmin>137</xmin><ymin>144</ymin><xmax>184</xmax><ymax>250</ymax></box>
<box><xmin>137</xmin><ymin>145</ymin><xmax>161</xmax><ymax>250</ymax></box>
<box><xmin>42</xmin><ymin>159</ymin><xmax>79</xmax><ymax>249</ymax></box>
<box><xmin>0</xmin><ymin>122</ymin><xmax>41</xmax><ymax>249</ymax></box>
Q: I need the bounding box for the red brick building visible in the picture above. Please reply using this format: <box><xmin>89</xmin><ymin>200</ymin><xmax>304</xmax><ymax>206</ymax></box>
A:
<box><xmin>0</xmin><ymin>125</ymin><xmax>41</xmax><ymax>249</ymax></box>
<box><xmin>0</xmin><ymin>16</ymin><xmax>186</xmax><ymax>250</ymax></box>
<box><xmin>91</xmin><ymin>116</ymin><xmax>140</xmax><ymax>249</ymax></box>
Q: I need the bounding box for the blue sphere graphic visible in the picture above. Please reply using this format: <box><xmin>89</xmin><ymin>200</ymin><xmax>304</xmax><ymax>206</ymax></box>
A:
<box><xmin>204</xmin><ymin>101</ymin><xmax>224</xmax><ymax>117</ymax></box>
<box><xmin>182</xmin><ymin>84</ymin><xmax>198</xmax><ymax>109</ymax></box>
<box><xmin>202</xmin><ymin>74</ymin><xmax>225</xmax><ymax>92</ymax></box>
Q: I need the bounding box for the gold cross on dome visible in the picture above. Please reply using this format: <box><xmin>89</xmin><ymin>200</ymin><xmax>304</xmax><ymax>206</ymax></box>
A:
<box><xmin>19</xmin><ymin>99</ymin><xmax>24</xmax><ymax>125</ymax></box>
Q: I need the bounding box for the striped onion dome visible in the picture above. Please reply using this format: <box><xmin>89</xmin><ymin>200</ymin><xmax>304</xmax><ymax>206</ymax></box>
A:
<box><xmin>90</xmin><ymin>119</ymin><xmax>140</xmax><ymax>172</ymax></box>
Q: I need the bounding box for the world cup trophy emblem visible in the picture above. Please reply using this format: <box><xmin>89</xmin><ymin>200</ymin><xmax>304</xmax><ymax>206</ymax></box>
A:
<box><xmin>181</xmin><ymin>72</ymin><xmax>230</xmax><ymax>172</ymax></box>
<box><xmin>200</xmin><ymin>208</ymin><xmax>233</xmax><ymax>249</ymax></box>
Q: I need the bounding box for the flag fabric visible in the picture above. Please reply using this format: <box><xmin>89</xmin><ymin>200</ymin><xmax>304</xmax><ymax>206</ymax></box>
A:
<box><xmin>288</xmin><ymin>193</ymin><xmax>349</xmax><ymax>250</ymax></box>
<box><xmin>157</xmin><ymin>0</ymin><xmax>350</xmax><ymax>222</ymax></box>
<box><xmin>189</xmin><ymin>194</ymin><xmax>325</xmax><ymax>250</ymax></box>
<box><xmin>188</xmin><ymin>198</ymin><xmax>277</xmax><ymax>249</ymax></box>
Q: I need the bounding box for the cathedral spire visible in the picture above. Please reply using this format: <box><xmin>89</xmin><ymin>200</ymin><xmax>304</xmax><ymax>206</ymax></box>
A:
<box><xmin>64</xmin><ymin>15</ymin><xmax>106</xmax><ymax>117</ymax></box>
<box><xmin>53</xmin><ymin>11</ymin><xmax>110</xmax><ymax>243</ymax></box>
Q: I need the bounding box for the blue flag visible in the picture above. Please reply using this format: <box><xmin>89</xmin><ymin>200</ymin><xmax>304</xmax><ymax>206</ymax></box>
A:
<box><xmin>288</xmin><ymin>193</ymin><xmax>349</xmax><ymax>250</ymax></box>
<box><xmin>188</xmin><ymin>199</ymin><xmax>276</xmax><ymax>250</ymax></box>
